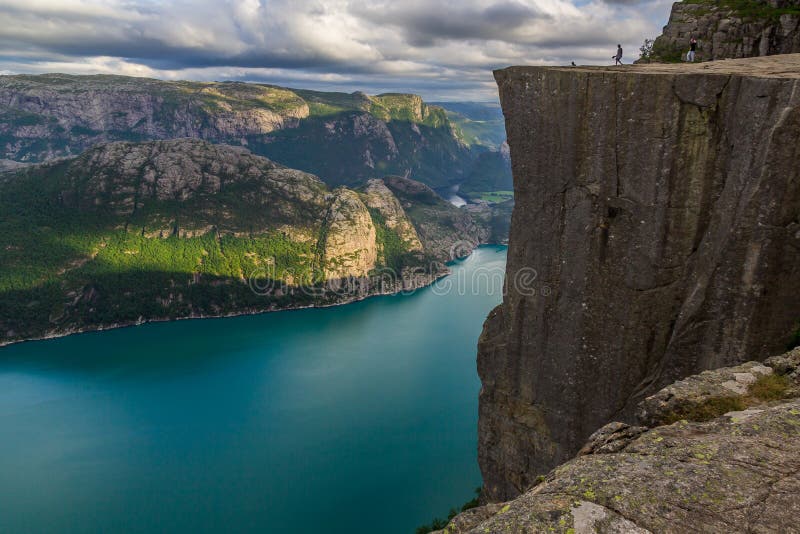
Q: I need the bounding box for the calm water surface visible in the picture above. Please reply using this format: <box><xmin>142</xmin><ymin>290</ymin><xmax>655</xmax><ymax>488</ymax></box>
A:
<box><xmin>0</xmin><ymin>246</ymin><xmax>507</xmax><ymax>534</ymax></box>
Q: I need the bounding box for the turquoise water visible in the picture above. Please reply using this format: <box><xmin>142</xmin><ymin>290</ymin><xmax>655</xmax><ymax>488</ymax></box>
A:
<box><xmin>0</xmin><ymin>246</ymin><xmax>507</xmax><ymax>534</ymax></box>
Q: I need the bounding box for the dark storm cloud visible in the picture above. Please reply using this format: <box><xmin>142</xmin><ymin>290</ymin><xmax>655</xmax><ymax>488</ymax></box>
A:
<box><xmin>353</xmin><ymin>1</ymin><xmax>551</xmax><ymax>47</ymax></box>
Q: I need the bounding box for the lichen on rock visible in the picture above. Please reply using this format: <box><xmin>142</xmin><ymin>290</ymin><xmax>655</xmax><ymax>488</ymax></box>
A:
<box><xmin>440</xmin><ymin>348</ymin><xmax>800</xmax><ymax>533</ymax></box>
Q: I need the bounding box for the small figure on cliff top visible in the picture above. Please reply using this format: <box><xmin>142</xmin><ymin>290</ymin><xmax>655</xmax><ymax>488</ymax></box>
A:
<box><xmin>613</xmin><ymin>44</ymin><xmax>623</xmax><ymax>65</ymax></box>
<box><xmin>687</xmin><ymin>37</ymin><xmax>698</xmax><ymax>62</ymax></box>
<box><xmin>571</xmin><ymin>61</ymin><xmax>576</xmax><ymax>66</ymax></box>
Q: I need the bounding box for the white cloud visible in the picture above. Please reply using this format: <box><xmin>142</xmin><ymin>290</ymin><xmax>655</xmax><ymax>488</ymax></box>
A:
<box><xmin>0</xmin><ymin>0</ymin><xmax>674</xmax><ymax>100</ymax></box>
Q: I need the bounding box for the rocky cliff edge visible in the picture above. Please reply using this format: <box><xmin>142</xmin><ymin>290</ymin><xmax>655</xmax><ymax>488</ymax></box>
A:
<box><xmin>438</xmin><ymin>347</ymin><xmax>800</xmax><ymax>533</ymax></box>
<box><xmin>480</xmin><ymin>54</ymin><xmax>800</xmax><ymax>502</ymax></box>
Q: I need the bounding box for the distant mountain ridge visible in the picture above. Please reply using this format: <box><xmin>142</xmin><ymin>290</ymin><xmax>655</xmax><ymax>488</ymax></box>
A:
<box><xmin>0</xmin><ymin>74</ymin><xmax>486</xmax><ymax>189</ymax></box>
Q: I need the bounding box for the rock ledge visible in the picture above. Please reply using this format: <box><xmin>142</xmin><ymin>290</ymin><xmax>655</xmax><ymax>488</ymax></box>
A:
<box><xmin>439</xmin><ymin>348</ymin><xmax>800</xmax><ymax>533</ymax></box>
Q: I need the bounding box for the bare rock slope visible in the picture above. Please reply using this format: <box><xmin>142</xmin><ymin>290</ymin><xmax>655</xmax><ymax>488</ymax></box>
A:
<box><xmin>480</xmin><ymin>55</ymin><xmax>800</xmax><ymax>501</ymax></box>
<box><xmin>648</xmin><ymin>0</ymin><xmax>800</xmax><ymax>62</ymax></box>
<box><xmin>439</xmin><ymin>348</ymin><xmax>800</xmax><ymax>533</ymax></box>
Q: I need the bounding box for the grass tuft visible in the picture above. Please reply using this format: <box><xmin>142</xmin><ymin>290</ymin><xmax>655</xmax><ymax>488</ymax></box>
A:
<box><xmin>748</xmin><ymin>373</ymin><xmax>792</xmax><ymax>401</ymax></box>
<box><xmin>662</xmin><ymin>396</ymin><xmax>746</xmax><ymax>424</ymax></box>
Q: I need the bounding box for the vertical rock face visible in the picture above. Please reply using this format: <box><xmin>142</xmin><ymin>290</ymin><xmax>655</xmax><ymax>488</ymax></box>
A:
<box><xmin>479</xmin><ymin>55</ymin><xmax>800</xmax><ymax>502</ymax></box>
<box><xmin>649</xmin><ymin>0</ymin><xmax>800</xmax><ymax>62</ymax></box>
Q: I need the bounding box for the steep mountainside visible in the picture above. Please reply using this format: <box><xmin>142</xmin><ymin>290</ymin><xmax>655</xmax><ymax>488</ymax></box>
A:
<box><xmin>480</xmin><ymin>55</ymin><xmax>800</xmax><ymax>502</ymax></box>
<box><xmin>431</xmin><ymin>102</ymin><xmax>507</xmax><ymax>149</ymax></box>
<box><xmin>436</xmin><ymin>348</ymin><xmax>800</xmax><ymax>533</ymax></box>
<box><xmin>432</xmin><ymin>102</ymin><xmax>513</xmax><ymax>195</ymax></box>
<box><xmin>0</xmin><ymin>74</ymin><xmax>476</xmax><ymax>189</ymax></box>
<box><xmin>381</xmin><ymin>175</ymin><xmax>491</xmax><ymax>259</ymax></box>
<box><xmin>0</xmin><ymin>139</ymin><xmax>490</xmax><ymax>346</ymax></box>
<box><xmin>647</xmin><ymin>0</ymin><xmax>800</xmax><ymax>62</ymax></box>
<box><xmin>0</xmin><ymin>75</ymin><xmax>310</xmax><ymax>153</ymax></box>
<box><xmin>459</xmin><ymin>143</ymin><xmax>512</xmax><ymax>195</ymax></box>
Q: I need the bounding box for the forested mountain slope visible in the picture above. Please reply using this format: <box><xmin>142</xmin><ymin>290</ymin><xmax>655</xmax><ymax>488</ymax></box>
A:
<box><xmin>0</xmin><ymin>139</ymin><xmax>492</xmax><ymax>345</ymax></box>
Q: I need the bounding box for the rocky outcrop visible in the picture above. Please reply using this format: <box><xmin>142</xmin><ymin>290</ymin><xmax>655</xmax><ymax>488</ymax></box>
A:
<box><xmin>370</xmin><ymin>94</ymin><xmax>436</xmax><ymax>124</ymax></box>
<box><xmin>0</xmin><ymin>158</ymin><xmax>27</xmax><ymax>172</ymax></box>
<box><xmin>320</xmin><ymin>189</ymin><xmax>378</xmax><ymax>279</ymax></box>
<box><xmin>648</xmin><ymin>0</ymin><xmax>800</xmax><ymax>62</ymax></box>
<box><xmin>479</xmin><ymin>55</ymin><xmax>800</xmax><ymax>502</ymax></box>
<box><xmin>362</xmin><ymin>179</ymin><xmax>423</xmax><ymax>251</ymax></box>
<box><xmin>53</xmin><ymin>139</ymin><xmax>328</xmax><ymax>229</ymax></box>
<box><xmin>438</xmin><ymin>348</ymin><xmax>800</xmax><ymax>533</ymax></box>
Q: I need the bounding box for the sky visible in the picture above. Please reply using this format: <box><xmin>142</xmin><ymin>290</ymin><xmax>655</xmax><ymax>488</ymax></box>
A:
<box><xmin>0</xmin><ymin>0</ymin><xmax>675</xmax><ymax>101</ymax></box>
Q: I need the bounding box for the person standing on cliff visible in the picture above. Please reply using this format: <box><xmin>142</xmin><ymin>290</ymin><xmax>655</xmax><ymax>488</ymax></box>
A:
<box><xmin>687</xmin><ymin>37</ymin><xmax>698</xmax><ymax>62</ymax></box>
<box><xmin>613</xmin><ymin>44</ymin><xmax>623</xmax><ymax>65</ymax></box>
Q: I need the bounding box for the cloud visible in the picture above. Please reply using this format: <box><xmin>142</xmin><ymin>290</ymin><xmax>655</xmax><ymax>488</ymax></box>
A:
<box><xmin>352</xmin><ymin>0</ymin><xmax>551</xmax><ymax>46</ymax></box>
<box><xmin>0</xmin><ymin>0</ymin><xmax>674</xmax><ymax>100</ymax></box>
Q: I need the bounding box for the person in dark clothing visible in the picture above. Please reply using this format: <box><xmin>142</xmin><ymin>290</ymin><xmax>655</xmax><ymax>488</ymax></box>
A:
<box><xmin>613</xmin><ymin>44</ymin><xmax>623</xmax><ymax>65</ymax></box>
<box><xmin>687</xmin><ymin>37</ymin><xmax>698</xmax><ymax>62</ymax></box>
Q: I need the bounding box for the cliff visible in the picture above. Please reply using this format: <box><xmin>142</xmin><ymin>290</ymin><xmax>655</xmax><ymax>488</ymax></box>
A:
<box><xmin>0</xmin><ymin>139</ymin><xmax>489</xmax><ymax>346</ymax></box>
<box><xmin>479</xmin><ymin>55</ymin><xmax>800</xmax><ymax>502</ymax></box>
<box><xmin>437</xmin><ymin>348</ymin><xmax>800</xmax><ymax>532</ymax></box>
<box><xmin>647</xmin><ymin>0</ymin><xmax>800</xmax><ymax>62</ymax></box>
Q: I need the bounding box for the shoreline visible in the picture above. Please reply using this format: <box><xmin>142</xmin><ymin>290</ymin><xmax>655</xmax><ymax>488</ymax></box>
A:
<box><xmin>0</xmin><ymin>263</ymin><xmax>459</xmax><ymax>350</ymax></box>
<box><xmin>2</xmin><ymin>244</ymin><xmax>509</xmax><ymax>350</ymax></box>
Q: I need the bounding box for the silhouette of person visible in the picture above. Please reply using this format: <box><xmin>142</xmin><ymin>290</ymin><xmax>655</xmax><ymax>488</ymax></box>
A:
<box><xmin>613</xmin><ymin>44</ymin><xmax>623</xmax><ymax>65</ymax></box>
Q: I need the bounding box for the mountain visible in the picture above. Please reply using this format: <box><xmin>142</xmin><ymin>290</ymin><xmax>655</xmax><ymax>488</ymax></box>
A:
<box><xmin>0</xmin><ymin>139</ymin><xmax>491</xmax><ymax>346</ymax></box>
<box><xmin>431</xmin><ymin>101</ymin><xmax>513</xmax><ymax>198</ymax></box>
<box><xmin>0</xmin><ymin>74</ymin><xmax>479</xmax><ymax>189</ymax></box>
<box><xmin>644</xmin><ymin>0</ymin><xmax>800</xmax><ymax>62</ymax></box>
<box><xmin>431</xmin><ymin>101</ymin><xmax>507</xmax><ymax>149</ymax></box>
